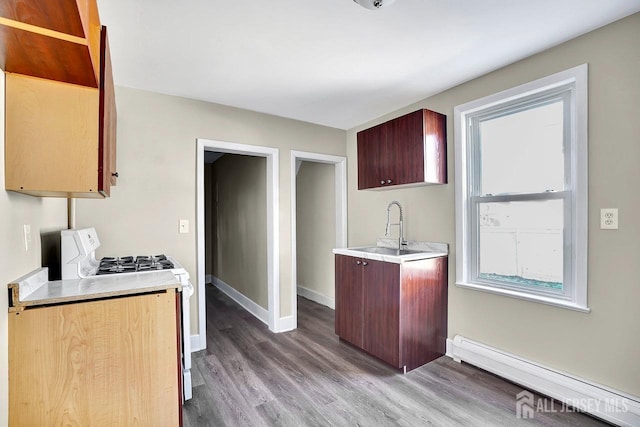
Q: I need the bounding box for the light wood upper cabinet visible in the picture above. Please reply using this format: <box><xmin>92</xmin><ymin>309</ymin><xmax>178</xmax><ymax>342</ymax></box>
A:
<box><xmin>0</xmin><ymin>0</ymin><xmax>101</xmax><ymax>87</ymax></box>
<box><xmin>99</xmin><ymin>25</ymin><xmax>117</xmax><ymax>191</ymax></box>
<box><xmin>4</xmin><ymin>25</ymin><xmax>117</xmax><ymax>198</ymax></box>
<box><xmin>357</xmin><ymin>109</ymin><xmax>447</xmax><ymax>190</ymax></box>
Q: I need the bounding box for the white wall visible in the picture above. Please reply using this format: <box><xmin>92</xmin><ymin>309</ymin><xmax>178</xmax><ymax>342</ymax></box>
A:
<box><xmin>346</xmin><ymin>13</ymin><xmax>640</xmax><ymax>396</ymax></box>
<box><xmin>75</xmin><ymin>87</ymin><xmax>346</xmax><ymax>334</ymax></box>
<box><xmin>0</xmin><ymin>71</ymin><xmax>68</xmax><ymax>427</ymax></box>
<box><xmin>296</xmin><ymin>161</ymin><xmax>336</xmax><ymax>303</ymax></box>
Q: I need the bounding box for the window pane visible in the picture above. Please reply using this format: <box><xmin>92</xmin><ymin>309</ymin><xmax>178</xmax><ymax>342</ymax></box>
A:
<box><xmin>478</xmin><ymin>200</ymin><xmax>563</xmax><ymax>291</ymax></box>
<box><xmin>479</xmin><ymin>101</ymin><xmax>564</xmax><ymax>195</ymax></box>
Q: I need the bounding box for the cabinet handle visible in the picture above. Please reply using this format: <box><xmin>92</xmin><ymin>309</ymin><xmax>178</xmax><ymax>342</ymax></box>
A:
<box><xmin>363</xmin><ymin>261</ymin><xmax>368</xmax><ymax>266</ymax></box>
<box><xmin>112</xmin><ymin>172</ymin><xmax>119</xmax><ymax>178</ymax></box>
<box><xmin>356</xmin><ymin>260</ymin><xmax>361</xmax><ymax>265</ymax></box>
<box><xmin>387</xmin><ymin>179</ymin><xmax>392</xmax><ymax>184</ymax></box>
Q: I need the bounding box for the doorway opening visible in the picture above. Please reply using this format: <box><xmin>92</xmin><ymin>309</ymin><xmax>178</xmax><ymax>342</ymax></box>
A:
<box><xmin>290</xmin><ymin>151</ymin><xmax>347</xmax><ymax>329</ymax></box>
<box><xmin>196</xmin><ymin>139</ymin><xmax>279</xmax><ymax>351</ymax></box>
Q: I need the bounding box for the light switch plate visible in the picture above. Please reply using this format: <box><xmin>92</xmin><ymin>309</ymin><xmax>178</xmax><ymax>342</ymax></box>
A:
<box><xmin>179</xmin><ymin>219</ymin><xmax>189</xmax><ymax>234</ymax></box>
<box><xmin>23</xmin><ymin>224</ymin><xmax>31</xmax><ymax>251</ymax></box>
<box><xmin>600</xmin><ymin>208</ymin><xmax>618</xmax><ymax>230</ymax></box>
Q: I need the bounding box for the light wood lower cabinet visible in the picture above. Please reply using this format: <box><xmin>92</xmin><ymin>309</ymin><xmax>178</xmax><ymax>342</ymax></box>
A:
<box><xmin>9</xmin><ymin>290</ymin><xmax>181</xmax><ymax>426</ymax></box>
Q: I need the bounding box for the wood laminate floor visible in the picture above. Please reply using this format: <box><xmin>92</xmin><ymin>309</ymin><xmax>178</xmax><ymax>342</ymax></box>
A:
<box><xmin>183</xmin><ymin>285</ymin><xmax>608</xmax><ymax>426</ymax></box>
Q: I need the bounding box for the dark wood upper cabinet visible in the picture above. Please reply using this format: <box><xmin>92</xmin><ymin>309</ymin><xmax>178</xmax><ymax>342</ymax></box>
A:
<box><xmin>0</xmin><ymin>0</ymin><xmax>101</xmax><ymax>87</ymax></box>
<box><xmin>335</xmin><ymin>254</ymin><xmax>448</xmax><ymax>372</ymax></box>
<box><xmin>357</xmin><ymin>125</ymin><xmax>386</xmax><ymax>190</ymax></box>
<box><xmin>357</xmin><ymin>109</ymin><xmax>447</xmax><ymax>190</ymax></box>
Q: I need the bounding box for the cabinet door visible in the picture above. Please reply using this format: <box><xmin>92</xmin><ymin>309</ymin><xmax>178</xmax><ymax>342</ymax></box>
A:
<box><xmin>5</xmin><ymin>73</ymin><xmax>100</xmax><ymax>196</ymax></box>
<box><xmin>335</xmin><ymin>254</ymin><xmax>364</xmax><ymax>347</ymax></box>
<box><xmin>357</xmin><ymin>124</ymin><xmax>388</xmax><ymax>189</ymax></box>
<box><xmin>99</xmin><ymin>25</ymin><xmax>117</xmax><ymax>194</ymax></box>
<box><xmin>387</xmin><ymin>109</ymin><xmax>425</xmax><ymax>186</ymax></box>
<box><xmin>9</xmin><ymin>291</ymin><xmax>180</xmax><ymax>425</ymax></box>
<box><xmin>363</xmin><ymin>259</ymin><xmax>401</xmax><ymax>367</ymax></box>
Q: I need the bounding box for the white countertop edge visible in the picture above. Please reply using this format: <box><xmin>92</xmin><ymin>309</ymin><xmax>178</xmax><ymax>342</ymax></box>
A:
<box><xmin>9</xmin><ymin>269</ymin><xmax>181</xmax><ymax>309</ymax></box>
<box><xmin>332</xmin><ymin>247</ymin><xmax>448</xmax><ymax>264</ymax></box>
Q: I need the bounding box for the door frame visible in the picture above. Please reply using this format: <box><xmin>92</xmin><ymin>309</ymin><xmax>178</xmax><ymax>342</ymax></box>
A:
<box><xmin>196</xmin><ymin>138</ymin><xmax>280</xmax><ymax>351</ymax></box>
<box><xmin>290</xmin><ymin>150</ymin><xmax>347</xmax><ymax>328</ymax></box>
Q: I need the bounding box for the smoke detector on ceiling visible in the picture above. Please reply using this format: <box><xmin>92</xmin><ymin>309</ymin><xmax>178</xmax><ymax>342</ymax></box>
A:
<box><xmin>353</xmin><ymin>0</ymin><xmax>396</xmax><ymax>10</ymax></box>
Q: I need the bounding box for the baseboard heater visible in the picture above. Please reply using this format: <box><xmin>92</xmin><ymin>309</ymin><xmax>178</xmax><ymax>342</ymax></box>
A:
<box><xmin>449</xmin><ymin>335</ymin><xmax>640</xmax><ymax>426</ymax></box>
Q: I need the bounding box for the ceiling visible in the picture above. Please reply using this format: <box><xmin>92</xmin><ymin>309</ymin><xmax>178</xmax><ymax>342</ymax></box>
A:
<box><xmin>96</xmin><ymin>0</ymin><xmax>640</xmax><ymax>130</ymax></box>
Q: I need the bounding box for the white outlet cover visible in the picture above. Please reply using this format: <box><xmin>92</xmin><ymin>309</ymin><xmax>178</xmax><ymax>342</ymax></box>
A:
<box><xmin>179</xmin><ymin>219</ymin><xmax>189</xmax><ymax>234</ymax></box>
<box><xmin>600</xmin><ymin>208</ymin><xmax>618</xmax><ymax>230</ymax></box>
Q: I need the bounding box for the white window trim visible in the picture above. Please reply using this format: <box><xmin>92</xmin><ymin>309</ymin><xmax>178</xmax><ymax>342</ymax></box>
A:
<box><xmin>454</xmin><ymin>64</ymin><xmax>589</xmax><ymax>313</ymax></box>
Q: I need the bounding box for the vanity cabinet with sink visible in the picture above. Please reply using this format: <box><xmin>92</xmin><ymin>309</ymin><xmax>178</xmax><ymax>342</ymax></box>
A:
<box><xmin>334</xmin><ymin>251</ymin><xmax>448</xmax><ymax>372</ymax></box>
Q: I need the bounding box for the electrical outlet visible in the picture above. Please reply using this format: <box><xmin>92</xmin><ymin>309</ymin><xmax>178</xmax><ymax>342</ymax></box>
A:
<box><xmin>179</xmin><ymin>219</ymin><xmax>189</xmax><ymax>234</ymax></box>
<box><xmin>600</xmin><ymin>208</ymin><xmax>618</xmax><ymax>230</ymax></box>
<box><xmin>23</xmin><ymin>224</ymin><xmax>31</xmax><ymax>251</ymax></box>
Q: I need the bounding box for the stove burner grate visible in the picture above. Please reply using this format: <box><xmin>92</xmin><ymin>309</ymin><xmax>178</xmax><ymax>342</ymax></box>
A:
<box><xmin>96</xmin><ymin>254</ymin><xmax>174</xmax><ymax>275</ymax></box>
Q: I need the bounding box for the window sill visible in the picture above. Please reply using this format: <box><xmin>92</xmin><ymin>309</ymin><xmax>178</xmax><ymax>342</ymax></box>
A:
<box><xmin>455</xmin><ymin>281</ymin><xmax>591</xmax><ymax>313</ymax></box>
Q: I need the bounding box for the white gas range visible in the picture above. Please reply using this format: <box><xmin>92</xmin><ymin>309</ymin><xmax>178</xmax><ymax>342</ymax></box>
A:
<box><xmin>61</xmin><ymin>227</ymin><xmax>193</xmax><ymax>401</ymax></box>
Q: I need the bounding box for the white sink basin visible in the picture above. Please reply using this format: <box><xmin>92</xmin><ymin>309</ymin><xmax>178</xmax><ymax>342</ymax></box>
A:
<box><xmin>332</xmin><ymin>245</ymin><xmax>447</xmax><ymax>264</ymax></box>
<box><xmin>349</xmin><ymin>246</ymin><xmax>425</xmax><ymax>256</ymax></box>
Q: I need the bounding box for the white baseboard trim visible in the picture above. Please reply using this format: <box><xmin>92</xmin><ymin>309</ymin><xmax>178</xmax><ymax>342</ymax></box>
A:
<box><xmin>449</xmin><ymin>335</ymin><xmax>640</xmax><ymax>426</ymax></box>
<box><xmin>190</xmin><ymin>334</ymin><xmax>204</xmax><ymax>352</ymax></box>
<box><xmin>297</xmin><ymin>285</ymin><xmax>335</xmax><ymax>309</ymax></box>
<box><xmin>205</xmin><ymin>274</ymin><xmax>213</xmax><ymax>284</ymax></box>
<box><xmin>213</xmin><ymin>276</ymin><xmax>269</xmax><ymax>327</ymax></box>
<box><xmin>445</xmin><ymin>338</ymin><xmax>456</xmax><ymax>360</ymax></box>
<box><xmin>277</xmin><ymin>315</ymin><xmax>296</xmax><ymax>333</ymax></box>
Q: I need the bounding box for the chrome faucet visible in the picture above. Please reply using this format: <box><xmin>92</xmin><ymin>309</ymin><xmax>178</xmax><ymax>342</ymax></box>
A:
<box><xmin>385</xmin><ymin>201</ymin><xmax>407</xmax><ymax>251</ymax></box>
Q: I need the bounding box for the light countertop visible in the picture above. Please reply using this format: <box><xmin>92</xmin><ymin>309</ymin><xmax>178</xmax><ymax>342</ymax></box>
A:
<box><xmin>8</xmin><ymin>268</ymin><xmax>180</xmax><ymax>311</ymax></box>
<box><xmin>333</xmin><ymin>239</ymin><xmax>448</xmax><ymax>264</ymax></box>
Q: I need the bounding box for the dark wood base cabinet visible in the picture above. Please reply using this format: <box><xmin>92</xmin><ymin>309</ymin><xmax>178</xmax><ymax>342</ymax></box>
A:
<box><xmin>335</xmin><ymin>254</ymin><xmax>447</xmax><ymax>372</ymax></box>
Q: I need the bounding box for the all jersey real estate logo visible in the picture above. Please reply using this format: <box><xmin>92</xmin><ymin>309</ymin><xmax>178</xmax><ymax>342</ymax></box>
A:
<box><xmin>516</xmin><ymin>389</ymin><xmax>630</xmax><ymax>420</ymax></box>
<box><xmin>516</xmin><ymin>390</ymin><xmax>536</xmax><ymax>419</ymax></box>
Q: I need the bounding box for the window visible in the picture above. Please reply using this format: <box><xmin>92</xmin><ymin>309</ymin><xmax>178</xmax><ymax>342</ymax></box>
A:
<box><xmin>454</xmin><ymin>64</ymin><xmax>589</xmax><ymax>312</ymax></box>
